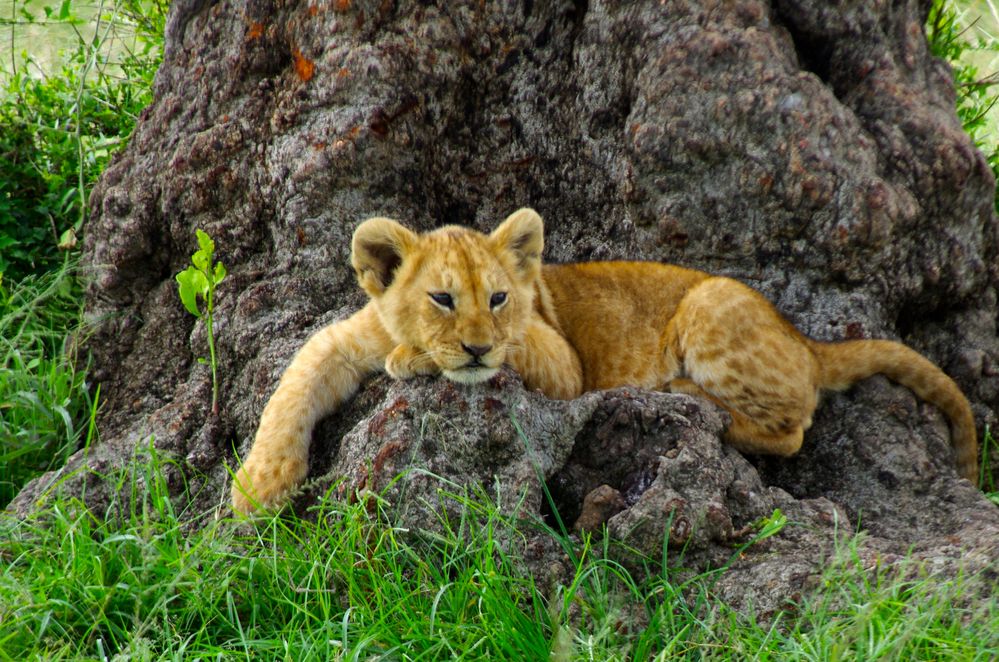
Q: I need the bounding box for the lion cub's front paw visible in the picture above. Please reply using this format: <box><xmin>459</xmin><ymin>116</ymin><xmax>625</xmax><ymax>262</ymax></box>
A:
<box><xmin>385</xmin><ymin>344</ymin><xmax>440</xmax><ymax>380</ymax></box>
<box><xmin>231</xmin><ymin>451</ymin><xmax>307</xmax><ymax>515</ymax></box>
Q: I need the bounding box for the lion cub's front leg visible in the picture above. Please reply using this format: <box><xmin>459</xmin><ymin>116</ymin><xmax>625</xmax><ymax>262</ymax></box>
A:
<box><xmin>385</xmin><ymin>344</ymin><xmax>441</xmax><ymax>380</ymax></box>
<box><xmin>510</xmin><ymin>318</ymin><xmax>583</xmax><ymax>400</ymax></box>
<box><xmin>232</xmin><ymin>303</ymin><xmax>393</xmax><ymax>514</ymax></box>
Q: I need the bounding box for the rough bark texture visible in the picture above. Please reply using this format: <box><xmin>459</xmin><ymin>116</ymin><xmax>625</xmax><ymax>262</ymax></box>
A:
<box><xmin>12</xmin><ymin>0</ymin><xmax>999</xmax><ymax>619</ymax></box>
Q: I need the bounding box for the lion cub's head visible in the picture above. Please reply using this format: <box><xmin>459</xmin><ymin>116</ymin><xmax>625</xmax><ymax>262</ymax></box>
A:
<box><xmin>351</xmin><ymin>208</ymin><xmax>544</xmax><ymax>384</ymax></box>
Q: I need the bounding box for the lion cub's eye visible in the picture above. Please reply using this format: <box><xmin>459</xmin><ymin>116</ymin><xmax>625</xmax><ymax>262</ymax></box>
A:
<box><xmin>490</xmin><ymin>292</ymin><xmax>508</xmax><ymax>309</ymax></box>
<box><xmin>429</xmin><ymin>292</ymin><xmax>454</xmax><ymax>310</ymax></box>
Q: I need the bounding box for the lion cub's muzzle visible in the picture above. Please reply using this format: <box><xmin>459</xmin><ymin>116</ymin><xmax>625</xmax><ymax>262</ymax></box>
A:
<box><xmin>440</xmin><ymin>342</ymin><xmax>502</xmax><ymax>384</ymax></box>
<box><xmin>461</xmin><ymin>343</ymin><xmax>492</xmax><ymax>365</ymax></box>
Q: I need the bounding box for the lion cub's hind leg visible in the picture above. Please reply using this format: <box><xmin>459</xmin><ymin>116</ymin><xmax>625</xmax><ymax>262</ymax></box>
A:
<box><xmin>669</xmin><ymin>377</ymin><xmax>805</xmax><ymax>456</ymax></box>
<box><xmin>665</xmin><ymin>277</ymin><xmax>820</xmax><ymax>458</ymax></box>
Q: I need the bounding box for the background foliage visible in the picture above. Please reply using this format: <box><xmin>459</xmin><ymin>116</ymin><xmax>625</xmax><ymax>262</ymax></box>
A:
<box><xmin>0</xmin><ymin>0</ymin><xmax>165</xmax><ymax>506</ymax></box>
<box><xmin>927</xmin><ymin>0</ymin><xmax>999</xmax><ymax>211</ymax></box>
<box><xmin>0</xmin><ymin>0</ymin><xmax>165</xmax><ymax>281</ymax></box>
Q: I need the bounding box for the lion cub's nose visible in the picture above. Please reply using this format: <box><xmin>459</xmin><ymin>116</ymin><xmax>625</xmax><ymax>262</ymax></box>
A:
<box><xmin>461</xmin><ymin>343</ymin><xmax>492</xmax><ymax>358</ymax></box>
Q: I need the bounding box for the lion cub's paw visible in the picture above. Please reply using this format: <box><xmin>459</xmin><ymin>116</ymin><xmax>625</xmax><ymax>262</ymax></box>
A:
<box><xmin>231</xmin><ymin>452</ymin><xmax>308</xmax><ymax>515</ymax></box>
<box><xmin>385</xmin><ymin>344</ymin><xmax>440</xmax><ymax>380</ymax></box>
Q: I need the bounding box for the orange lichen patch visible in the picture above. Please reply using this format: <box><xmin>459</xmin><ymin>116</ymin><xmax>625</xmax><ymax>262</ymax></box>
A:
<box><xmin>334</xmin><ymin>0</ymin><xmax>351</xmax><ymax>11</ymax></box>
<box><xmin>307</xmin><ymin>4</ymin><xmax>319</xmax><ymax>16</ymax></box>
<box><xmin>337</xmin><ymin>67</ymin><xmax>351</xmax><ymax>79</ymax></box>
<box><xmin>292</xmin><ymin>49</ymin><xmax>315</xmax><ymax>82</ymax></box>
<box><xmin>246</xmin><ymin>21</ymin><xmax>264</xmax><ymax>40</ymax></box>
<box><xmin>368</xmin><ymin>398</ymin><xmax>409</xmax><ymax>436</ymax></box>
<box><xmin>313</xmin><ymin>141</ymin><xmax>326</xmax><ymax>150</ymax></box>
<box><xmin>372</xmin><ymin>440</ymin><xmax>407</xmax><ymax>474</ymax></box>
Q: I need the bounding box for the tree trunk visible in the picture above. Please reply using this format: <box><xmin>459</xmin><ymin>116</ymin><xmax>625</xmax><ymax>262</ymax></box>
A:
<box><xmin>13</xmin><ymin>0</ymin><xmax>999</xmax><ymax>617</ymax></box>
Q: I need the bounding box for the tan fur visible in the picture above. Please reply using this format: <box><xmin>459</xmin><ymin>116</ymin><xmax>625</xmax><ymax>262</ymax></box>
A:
<box><xmin>232</xmin><ymin>209</ymin><xmax>978</xmax><ymax>513</ymax></box>
<box><xmin>232</xmin><ymin>209</ymin><xmax>582</xmax><ymax>513</ymax></box>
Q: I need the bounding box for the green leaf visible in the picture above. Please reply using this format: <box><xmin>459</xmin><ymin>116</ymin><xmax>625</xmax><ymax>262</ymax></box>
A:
<box><xmin>176</xmin><ymin>284</ymin><xmax>200</xmax><ymax>317</ymax></box>
<box><xmin>213</xmin><ymin>261</ymin><xmax>227</xmax><ymax>284</ymax></box>
<box><xmin>58</xmin><ymin>0</ymin><xmax>71</xmax><ymax>20</ymax></box>
<box><xmin>57</xmin><ymin>228</ymin><xmax>77</xmax><ymax>250</ymax></box>
<box><xmin>195</xmin><ymin>228</ymin><xmax>214</xmax><ymax>257</ymax></box>
<box><xmin>753</xmin><ymin>508</ymin><xmax>787</xmax><ymax>542</ymax></box>
<box><xmin>190</xmin><ymin>269</ymin><xmax>209</xmax><ymax>296</ymax></box>
<box><xmin>175</xmin><ymin>267</ymin><xmax>203</xmax><ymax>317</ymax></box>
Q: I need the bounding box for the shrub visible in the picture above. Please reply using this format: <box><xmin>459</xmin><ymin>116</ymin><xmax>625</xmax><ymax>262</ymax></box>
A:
<box><xmin>927</xmin><ymin>0</ymin><xmax>999</xmax><ymax>212</ymax></box>
<box><xmin>0</xmin><ymin>0</ymin><xmax>166</xmax><ymax>282</ymax></box>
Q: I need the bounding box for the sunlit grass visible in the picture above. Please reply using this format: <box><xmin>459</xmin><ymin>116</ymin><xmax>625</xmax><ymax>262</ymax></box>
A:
<box><xmin>0</xmin><ymin>452</ymin><xmax>995</xmax><ymax>660</ymax></box>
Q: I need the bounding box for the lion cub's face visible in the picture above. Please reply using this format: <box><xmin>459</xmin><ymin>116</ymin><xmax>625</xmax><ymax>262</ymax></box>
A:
<box><xmin>351</xmin><ymin>209</ymin><xmax>544</xmax><ymax>384</ymax></box>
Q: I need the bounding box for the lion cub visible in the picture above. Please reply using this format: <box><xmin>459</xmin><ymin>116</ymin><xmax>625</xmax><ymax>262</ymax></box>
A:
<box><xmin>231</xmin><ymin>208</ymin><xmax>978</xmax><ymax>513</ymax></box>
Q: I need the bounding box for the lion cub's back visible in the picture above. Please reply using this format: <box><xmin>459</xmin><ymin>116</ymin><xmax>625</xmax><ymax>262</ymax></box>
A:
<box><xmin>543</xmin><ymin>262</ymin><xmax>710</xmax><ymax>390</ymax></box>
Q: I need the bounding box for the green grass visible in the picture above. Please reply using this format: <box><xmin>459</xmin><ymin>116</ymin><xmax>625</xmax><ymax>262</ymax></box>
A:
<box><xmin>980</xmin><ymin>425</ymin><xmax>998</xmax><ymax>504</ymax></box>
<box><xmin>0</xmin><ymin>452</ymin><xmax>995</xmax><ymax>660</ymax></box>
<box><xmin>0</xmin><ymin>262</ymin><xmax>94</xmax><ymax>508</ymax></box>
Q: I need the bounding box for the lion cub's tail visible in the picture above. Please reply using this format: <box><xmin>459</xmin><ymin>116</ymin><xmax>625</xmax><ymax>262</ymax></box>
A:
<box><xmin>811</xmin><ymin>339</ymin><xmax>977</xmax><ymax>482</ymax></box>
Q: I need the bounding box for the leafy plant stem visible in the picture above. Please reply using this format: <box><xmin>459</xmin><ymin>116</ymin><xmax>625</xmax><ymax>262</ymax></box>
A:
<box><xmin>206</xmin><ymin>290</ymin><xmax>218</xmax><ymax>415</ymax></box>
<box><xmin>176</xmin><ymin>229</ymin><xmax>227</xmax><ymax>418</ymax></box>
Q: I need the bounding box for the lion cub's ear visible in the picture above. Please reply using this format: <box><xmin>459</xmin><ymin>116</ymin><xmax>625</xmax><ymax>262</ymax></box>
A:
<box><xmin>489</xmin><ymin>208</ymin><xmax>544</xmax><ymax>281</ymax></box>
<box><xmin>351</xmin><ymin>217</ymin><xmax>419</xmax><ymax>297</ymax></box>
